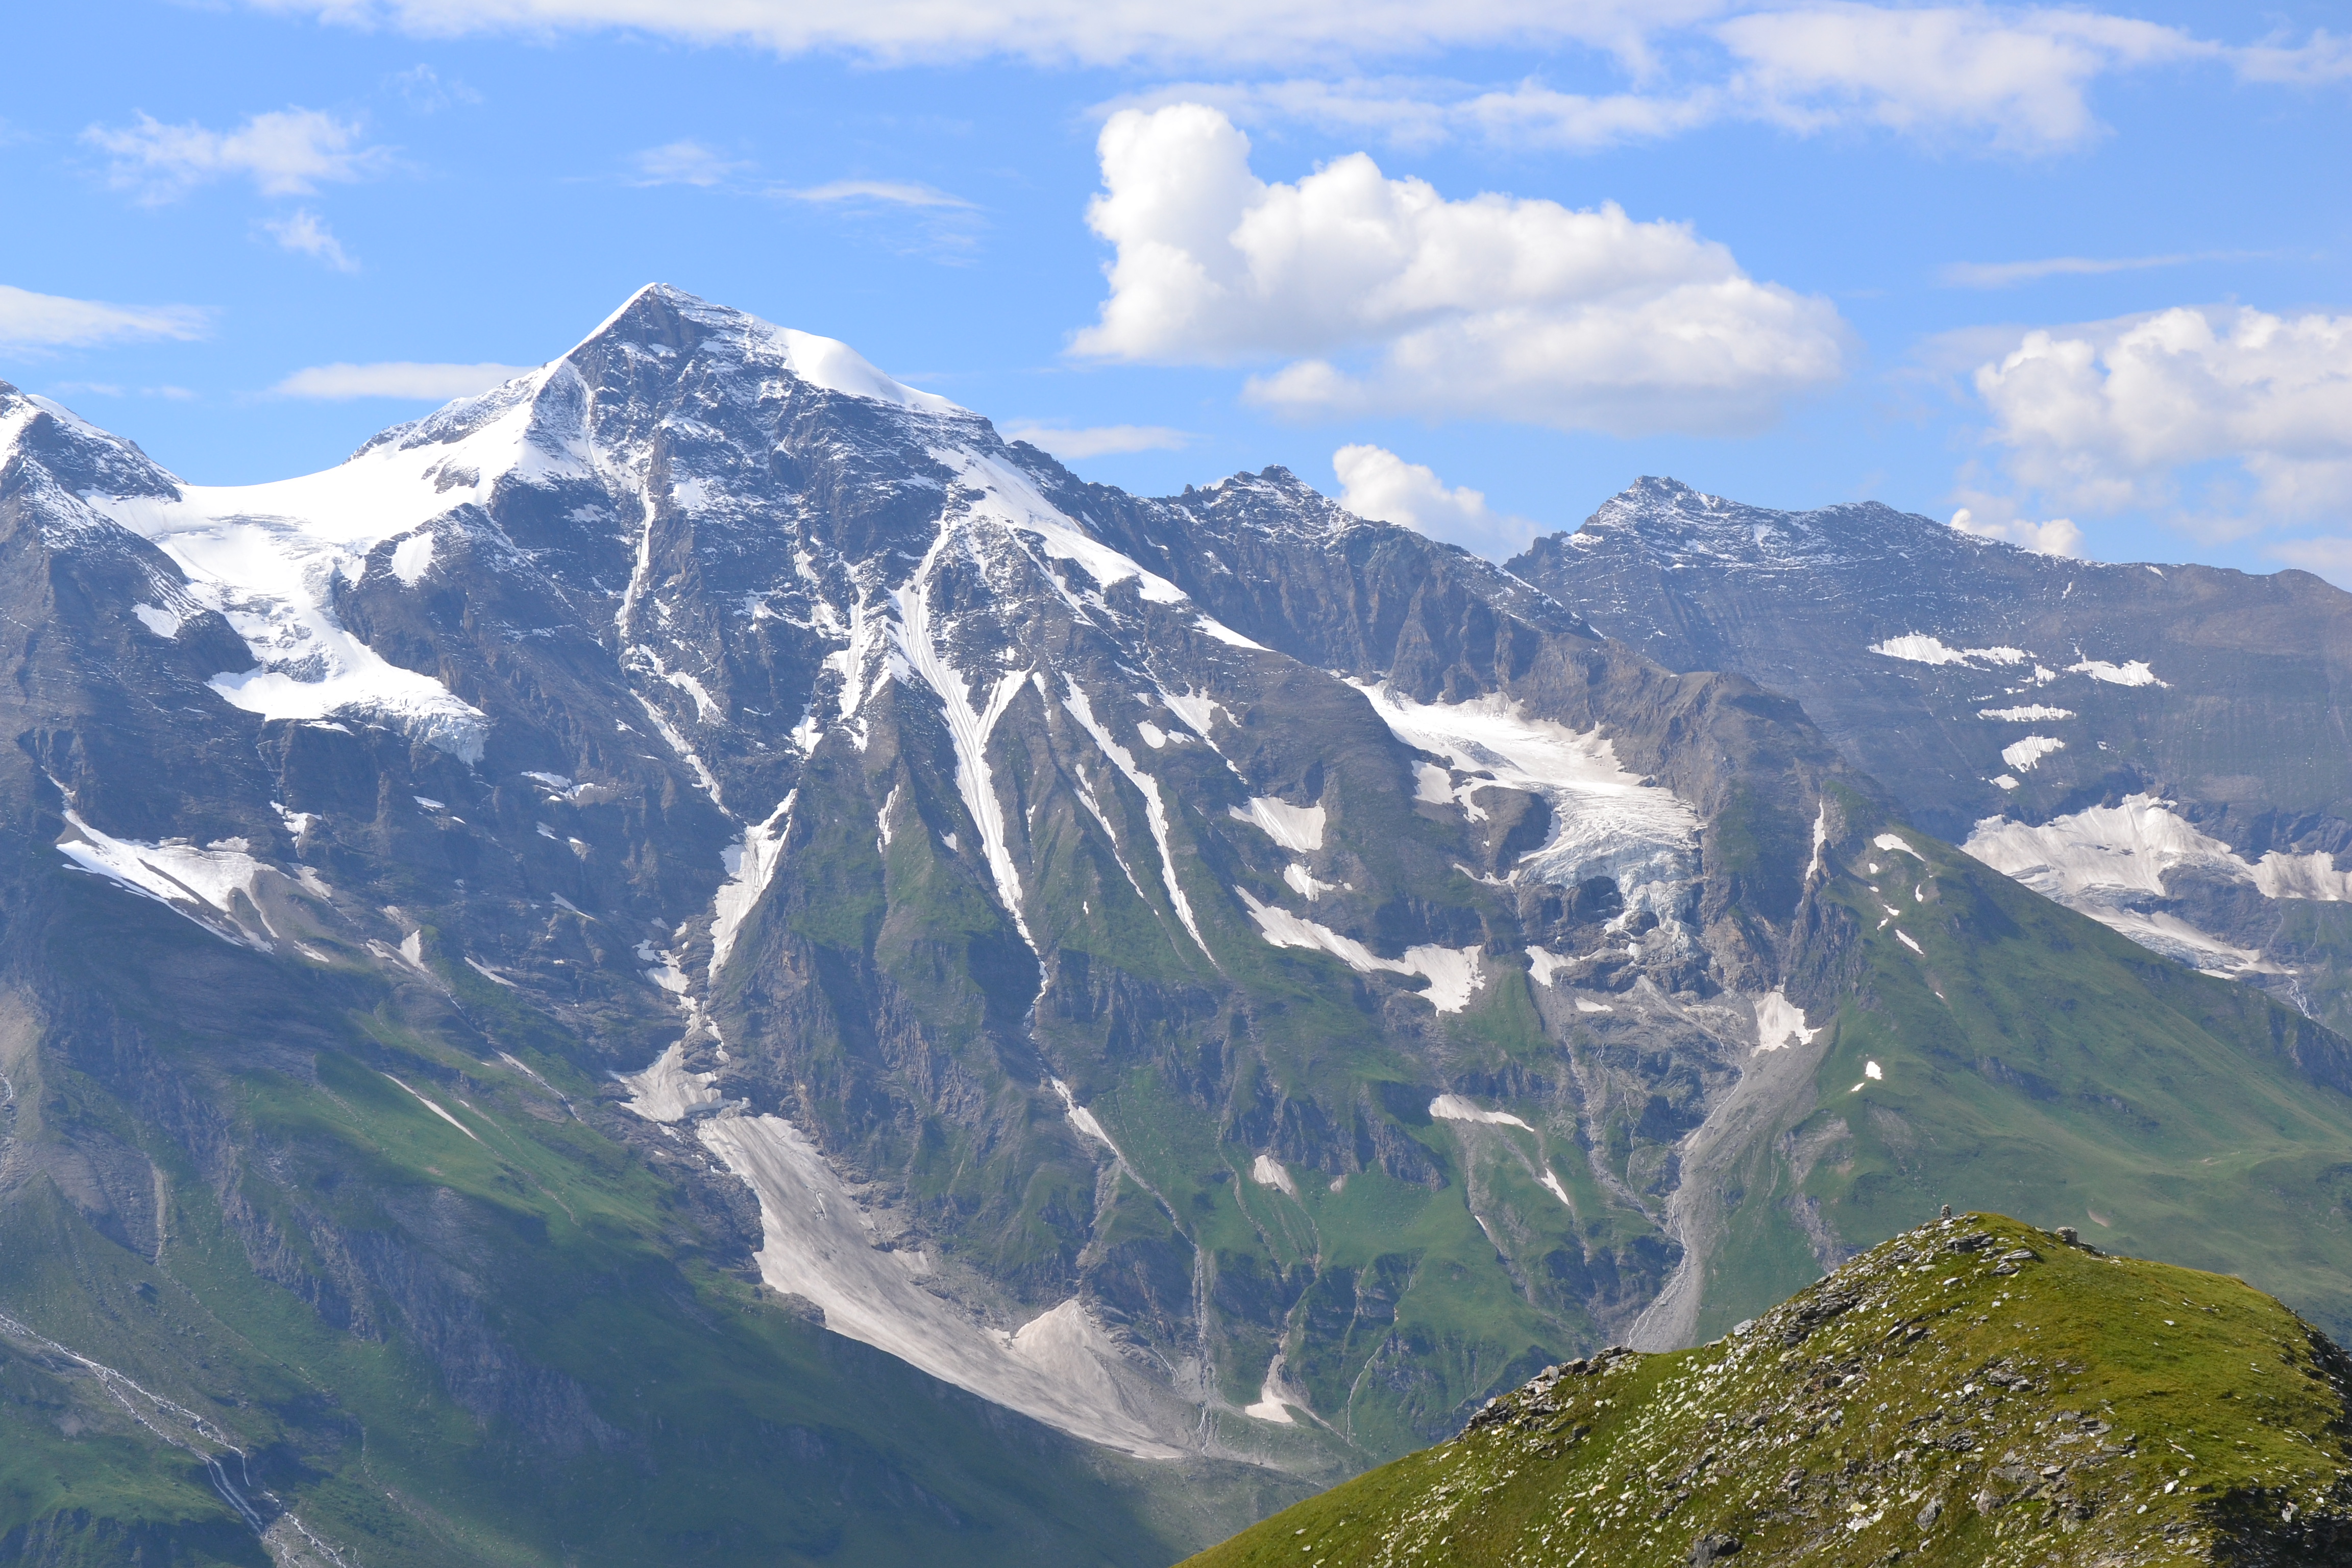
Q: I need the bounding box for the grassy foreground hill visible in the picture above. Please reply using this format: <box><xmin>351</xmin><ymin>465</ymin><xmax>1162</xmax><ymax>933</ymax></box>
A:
<box><xmin>1185</xmin><ymin>1213</ymin><xmax>2352</xmax><ymax>1566</ymax></box>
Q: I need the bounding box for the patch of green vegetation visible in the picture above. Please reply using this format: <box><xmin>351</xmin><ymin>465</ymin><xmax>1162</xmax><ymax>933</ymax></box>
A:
<box><xmin>1696</xmin><ymin>827</ymin><xmax>2352</xmax><ymax>1345</ymax></box>
<box><xmin>0</xmin><ymin>877</ymin><xmax>1296</xmax><ymax>1567</ymax></box>
<box><xmin>1188</xmin><ymin>1213</ymin><xmax>2352</xmax><ymax>1566</ymax></box>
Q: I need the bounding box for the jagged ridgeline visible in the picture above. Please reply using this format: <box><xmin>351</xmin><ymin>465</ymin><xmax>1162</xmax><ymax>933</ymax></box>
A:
<box><xmin>1185</xmin><ymin>1214</ymin><xmax>2352</xmax><ymax>1567</ymax></box>
<box><xmin>4</xmin><ymin>285</ymin><xmax>2352</xmax><ymax>1564</ymax></box>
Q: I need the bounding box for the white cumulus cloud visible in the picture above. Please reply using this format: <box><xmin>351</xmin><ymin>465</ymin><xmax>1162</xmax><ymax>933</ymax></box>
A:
<box><xmin>1948</xmin><ymin>506</ymin><xmax>2084</xmax><ymax>557</ymax></box>
<box><xmin>1971</xmin><ymin>305</ymin><xmax>2352</xmax><ymax>525</ymax></box>
<box><xmin>1333</xmin><ymin>444</ymin><xmax>1534</xmax><ymax>556</ymax></box>
<box><xmin>1071</xmin><ymin>103</ymin><xmax>1845</xmax><ymax>435</ymax></box>
<box><xmin>272</xmin><ymin>361</ymin><xmax>536</xmax><ymax>400</ymax></box>
<box><xmin>1000</xmin><ymin>422</ymin><xmax>1193</xmax><ymax>459</ymax></box>
<box><xmin>0</xmin><ymin>284</ymin><xmax>212</xmax><ymax>351</ymax></box>
<box><xmin>85</xmin><ymin>107</ymin><xmax>393</xmax><ymax>201</ymax></box>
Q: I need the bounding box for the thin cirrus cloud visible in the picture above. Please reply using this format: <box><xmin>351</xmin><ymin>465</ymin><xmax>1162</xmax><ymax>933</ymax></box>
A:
<box><xmin>1333</xmin><ymin>444</ymin><xmax>1536</xmax><ymax>558</ymax></box>
<box><xmin>0</xmin><ymin>283</ymin><xmax>212</xmax><ymax>352</ymax></box>
<box><xmin>1938</xmin><ymin>251</ymin><xmax>2264</xmax><ymax>288</ymax></box>
<box><xmin>237</xmin><ymin>0</ymin><xmax>1708</xmax><ymax>68</ymax></box>
<box><xmin>272</xmin><ymin>361</ymin><xmax>536</xmax><ymax>400</ymax></box>
<box><xmin>83</xmin><ymin>107</ymin><xmax>394</xmax><ymax>202</ymax></box>
<box><xmin>781</xmin><ymin>180</ymin><xmax>975</xmax><ymax>209</ymax></box>
<box><xmin>624</xmin><ymin>145</ymin><xmax>974</xmax><ymax>210</ymax></box>
<box><xmin>1000</xmin><ymin>422</ymin><xmax>1193</xmax><ymax>459</ymax></box>
<box><xmin>627</xmin><ymin>139</ymin><xmax>755</xmax><ymax>188</ymax></box>
<box><xmin>1104</xmin><ymin>8</ymin><xmax>2352</xmax><ymax>157</ymax></box>
<box><xmin>1967</xmin><ymin>304</ymin><xmax>2352</xmax><ymax>530</ymax></box>
<box><xmin>1072</xmin><ymin>103</ymin><xmax>1846</xmax><ymax>437</ymax></box>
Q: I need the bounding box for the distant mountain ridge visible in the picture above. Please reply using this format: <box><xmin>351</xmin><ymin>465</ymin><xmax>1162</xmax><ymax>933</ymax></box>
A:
<box><xmin>1513</xmin><ymin>477</ymin><xmax>2352</xmax><ymax>1031</ymax></box>
<box><xmin>2</xmin><ymin>287</ymin><xmax>2350</xmax><ymax>1565</ymax></box>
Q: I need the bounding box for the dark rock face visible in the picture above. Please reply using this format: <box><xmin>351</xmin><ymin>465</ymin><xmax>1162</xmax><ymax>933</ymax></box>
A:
<box><xmin>1512</xmin><ymin>477</ymin><xmax>2352</xmax><ymax>1030</ymax></box>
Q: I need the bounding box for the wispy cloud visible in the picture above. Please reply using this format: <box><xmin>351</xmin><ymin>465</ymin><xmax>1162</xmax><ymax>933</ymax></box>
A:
<box><xmin>0</xmin><ymin>283</ymin><xmax>212</xmax><ymax>351</ymax></box>
<box><xmin>1937</xmin><ymin>251</ymin><xmax>2264</xmax><ymax>288</ymax></box>
<box><xmin>263</xmin><ymin>209</ymin><xmax>359</xmax><ymax>271</ymax></box>
<box><xmin>272</xmin><ymin>361</ymin><xmax>534</xmax><ymax>400</ymax></box>
<box><xmin>84</xmin><ymin>107</ymin><xmax>394</xmax><ymax>202</ymax></box>
<box><xmin>627</xmin><ymin>139</ymin><xmax>755</xmax><ymax>188</ymax></box>
<box><xmin>781</xmin><ymin>179</ymin><xmax>975</xmax><ymax>209</ymax></box>
<box><xmin>390</xmin><ymin>64</ymin><xmax>481</xmax><ymax>113</ymax></box>
<box><xmin>1001</xmin><ymin>422</ymin><xmax>1193</xmax><ymax>459</ymax></box>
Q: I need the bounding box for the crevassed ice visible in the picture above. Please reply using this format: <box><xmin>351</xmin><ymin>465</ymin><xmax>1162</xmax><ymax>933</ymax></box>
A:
<box><xmin>1352</xmin><ymin>683</ymin><xmax>1700</xmax><ymax>928</ymax></box>
<box><xmin>1236</xmin><ymin>891</ymin><xmax>1483</xmax><ymax>1011</ymax></box>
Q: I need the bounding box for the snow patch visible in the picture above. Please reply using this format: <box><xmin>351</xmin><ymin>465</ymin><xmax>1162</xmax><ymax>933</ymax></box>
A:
<box><xmin>1979</xmin><ymin>705</ymin><xmax>2074</xmax><ymax>722</ymax></box>
<box><xmin>388</xmin><ymin>531</ymin><xmax>435</xmax><ymax>585</ymax></box>
<box><xmin>1869</xmin><ymin>635</ymin><xmax>2028</xmax><ymax>667</ymax></box>
<box><xmin>2001</xmin><ymin>736</ymin><xmax>2066</xmax><ymax>772</ymax></box>
<box><xmin>1428</xmin><ymin>1094</ymin><xmax>1533</xmax><ymax>1131</ymax></box>
<box><xmin>131</xmin><ymin>602</ymin><xmax>182</xmax><ymax>638</ymax></box>
<box><xmin>2069</xmin><ymin>658</ymin><xmax>2165</xmax><ymax>688</ymax></box>
<box><xmin>1250</xmin><ymin>1154</ymin><xmax>1298</xmax><ymax>1197</ymax></box>
<box><xmin>697</xmin><ymin>1113</ymin><xmax>1182</xmax><ymax>1458</ymax></box>
<box><xmin>54</xmin><ymin>803</ymin><xmax>331</xmax><ymax>953</ymax></box>
<box><xmin>711</xmin><ymin>793</ymin><xmax>793</xmax><ymax>979</ymax></box>
<box><xmin>1236</xmin><ymin>891</ymin><xmax>1482</xmax><ymax>1011</ymax></box>
<box><xmin>1282</xmin><ymin>863</ymin><xmax>1339</xmax><ymax>900</ymax></box>
<box><xmin>1872</xmin><ymin>833</ymin><xmax>1926</xmax><ymax>862</ymax></box>
<box><xmin>1063</xmin><ymin>682</ymin><xmax>1209</xmax><ymax>958</ymax></box>
<box><xmin>1525</xmin><ymin>948</ymin><xmax>1569</xmax><ymax>987</ymax></box>
<box><xmin>1228</xmin><ymin>796</ymin><xmax>1326</xmax><ymax>852</ymax></box>
<box><xmin>2255</xmin><ymin>851</ymin><xmax>2352</xmax><ymax>901</ymax></box>
<box><xmin>1539</xmin><ymin>1169</ymin><xmax>1573</xmax><ymax>1208</ymax></box>
<box><xmin>1753</xmin><ymin>989</ymin><xmax>1819</xmax><ymax>1052</ymax></box>
<box><xmin>617</xmin><ymin>1041</ymin><xmax>721</xmax><ymax>1122</ymax></box>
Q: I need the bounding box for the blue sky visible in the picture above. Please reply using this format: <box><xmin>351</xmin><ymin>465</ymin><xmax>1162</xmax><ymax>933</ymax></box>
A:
<box><xmin>4</xmin><ymin>0</ymin><xmax>2348</xmax><ymax>577</ymax></box>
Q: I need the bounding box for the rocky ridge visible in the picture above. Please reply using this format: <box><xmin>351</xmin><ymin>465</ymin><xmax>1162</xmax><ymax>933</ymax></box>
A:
<box><xmin>1511</xmin><ymin>478</ymin><xmax>2352</xmax><ymax>1034</ymax></box>
<box><xmin>1186</xmin><ymin>1212</ymin><xmax>2352</xmax><ymax>1566</ymax></box>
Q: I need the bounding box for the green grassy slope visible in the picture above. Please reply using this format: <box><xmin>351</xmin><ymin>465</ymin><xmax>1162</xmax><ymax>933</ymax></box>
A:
<box><xmin>0</xmin><ymin>874</ymin><xmax>1301</xmax><ymax>1566</ymax></box>
<box><xmin>1188</xmin><ymin>1212</ymin><xmax>2352</xmax><ymax>1566</ymax></box>
<box><xmin>1699</xmin><ymin>814</ymin><xmax>2352</xmax><ymax>1348</ymax></box>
